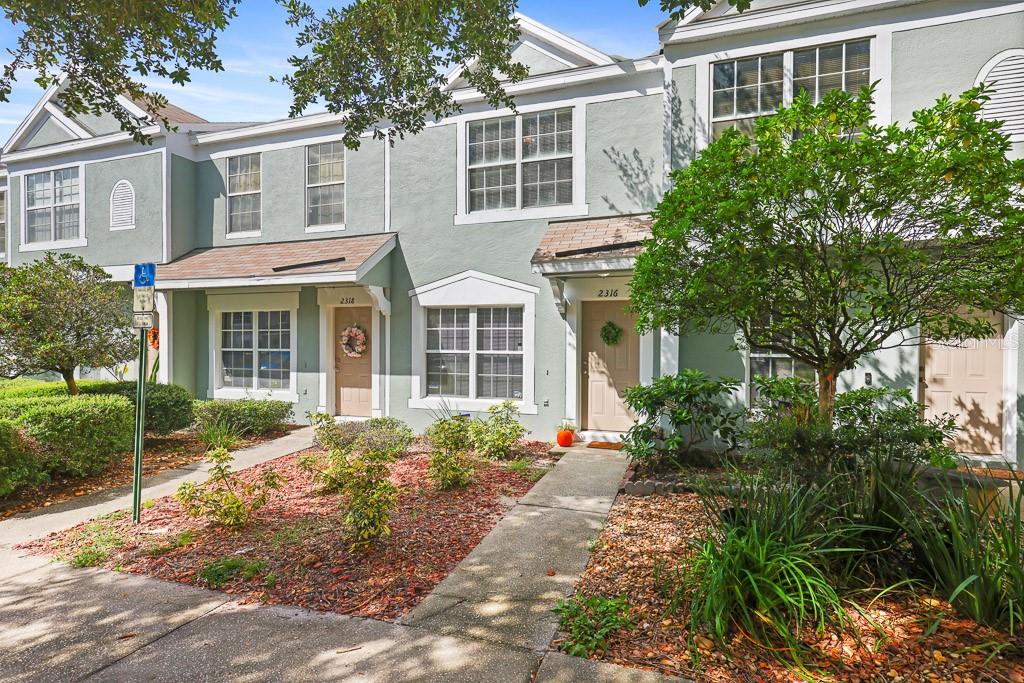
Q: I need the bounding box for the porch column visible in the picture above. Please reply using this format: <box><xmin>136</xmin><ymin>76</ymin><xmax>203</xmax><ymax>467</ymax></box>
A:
<box><xmin>155</xmin><ymin>290</ymin><xmax>172</xmax><ymax>384</ymax></box>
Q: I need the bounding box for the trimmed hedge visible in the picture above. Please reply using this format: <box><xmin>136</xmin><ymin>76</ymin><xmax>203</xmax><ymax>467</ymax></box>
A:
<box><xmin>5</xmin><ymin>395</ymin><xmax>134</xmax><ymax>477</ymax></box>
<box><xmin>83</xmin><ymin>382</ymin><xmax>194</xmax><ymax>434</ymax></box>
<box><xmin>0</xmin><ymin>419</ymin><xmax>44</xmax><ymax>498</ymax></box>
<box><xmin>193</xmin><ymin>399</ymin><xmax>293</xmax><ymax>437</ymax></box>
<box><xmin>0</xmin><ymin>379</ymin><xmax>110</xmax><ymax>399</ymax></box>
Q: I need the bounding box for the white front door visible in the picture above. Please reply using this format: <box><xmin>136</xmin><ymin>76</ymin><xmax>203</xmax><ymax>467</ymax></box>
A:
<box><xmin>581</xmin><ymin>300</ymin><xmax>639</xmax><ymax>432</ymax></box>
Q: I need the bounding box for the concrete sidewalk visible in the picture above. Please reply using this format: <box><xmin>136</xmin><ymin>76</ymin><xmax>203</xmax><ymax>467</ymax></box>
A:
<box><xmin>0</xmin><ymin>443</ymin><xmax>684</xmax><ymax>682</ymax></box>
<box><xmin>0</xmin><ymin>426</ymin><xmax>313</xmax><ymax>551</ymax></box>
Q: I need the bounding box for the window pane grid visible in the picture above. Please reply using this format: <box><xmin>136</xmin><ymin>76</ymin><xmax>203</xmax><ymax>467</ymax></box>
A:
<box><xmin>219</xmin><ymin>310</ymin><xmax>291</xmax><ymax>392</ymax></box>
<box><xmin>793</xmin><ymin>39</ymin><xmax>871</xmax><ymax>104</ymax></box>
<box><xmin>24</xmin><ymin>168</ymin><xmax>79</xmax><ymax>244</ymax></box>
<box><xmin>221</xmin><ymin>312</ymin><xmax>254</xmax><ymax>388</ymax></box>
<box><xmin>426</xmin><ymin>306</ymin><xmax>524</xmax><ymax>400</ymax></box>
<box><xmin>227</xmin><ymin>154</ymin><xmax>261</xmax><ymax>234</ymax></box>
<box><xmin>306</xmin><ymin>142</ymin><xmax>345</xmax><ymax>226</ymax></box>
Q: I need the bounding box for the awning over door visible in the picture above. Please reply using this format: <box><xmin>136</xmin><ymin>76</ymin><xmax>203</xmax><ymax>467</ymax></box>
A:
<box><xmin>531</xmin><ymin>214</ymin><xmax>652</xmax><ymax>275</ymax></box>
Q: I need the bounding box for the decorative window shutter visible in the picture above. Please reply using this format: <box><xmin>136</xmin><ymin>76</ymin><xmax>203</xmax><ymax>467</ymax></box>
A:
<box><xmin>109</xmin><ymin>180</ymin><xmax>135</xmax><ymax>230</ymax></box>
<box><xmin>979</xmin><ymin>50</ymin><xmax>1024</xmax><ymax>141</ymax></box>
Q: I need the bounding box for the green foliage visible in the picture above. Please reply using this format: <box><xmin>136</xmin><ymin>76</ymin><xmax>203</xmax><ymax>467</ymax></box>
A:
<box><xmin>7</xmin><ymin>395</ymin><xmax>133</xmax><ymax>477</ymax></box>
<box><xmin>0</xmin><ymin>254</ymin><xmax>135</xmax><ymax>395</ymax></box>
<box><xmin>0</xmin><ymin>379</ymin><xmax>111</xmax><ymax>398</ymax></box>
<box><xmin>194</xmin><ymin>417</ymin><xmax>243</xmax><ymax>450</ymax></box>
<box><xmin>0</xmin><ymin>418</ymin><xmax>44</xmax><ymax>498</ymax></box>
<box><xmin>504</xmin><ymin>457</ymin><xmax>533</xmax><ymax>476</ymax></box>
<box><xmin>309</xmin><ymin>412</ymin><xmax>368</xmax><ymax>453</ymax></box>
<box><xmin>142</xmin><ymin>529</ymin><xmax>196</xmax><ymax>556</ymax></box>
<box><xmin>426</xmin><ymin>415</ymin><xmax>472</xmax><ymax>454</ymax></box>
<box><xmin>175</xmin><ymin>448</ymin><xmax>283</xmax><ymax>528</ymax></box>
<box><xmin>198</xmin><ymin>556</ymin><xmax>267</xmax><ymax>588</ymax></box>
<box><xmin>622</xmin><ymin>369</ymin><xmax>743</xmax><ymax>465</ymax></box>
<box><xmin>361</xmin><ymin>417</ymin><xmax>414</xmax><ymax>459</ymax></box>
<box><xmin>65</xmin><ymin>519</ymin><xmax>127</xmax><ymax>568</ymax></box>
<box><xmin>467</xmin><ymin>401</ymin><xmax>528</xmax><ymax>460</ymax></box>
<box><xmin>428</xmin><ymin>449</ymin><xmax>473</xmax><ymax>490</ymax></box>
<box><xmin>632</xmin><ymin>85</ymin><xmax>1024</xmax><ymax>415</ymax></box>
<box><xmin>193</xmin><ymin>399</ymin><xmax>293</xmax><ymax>437</ymax></box>
<box><xmin>902</xmin><ymin>474</ymin><xmax>1024</xmax><ymax>634</ymax></box>
<box><xmin>554</xmin><ymin>593</ymin><xmax>633</xmax><ymax>657</ymax></box>
<box><xmin>83</xmin><ymin>382</ymin><xmax>194</xmax><ymax>434</ymax></box>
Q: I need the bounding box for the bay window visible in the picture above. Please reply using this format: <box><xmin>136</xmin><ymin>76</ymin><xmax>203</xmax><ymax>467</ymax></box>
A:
<box><xmin>425</xmin><ymin>306</ymin><xmax>524</xmax><ymax>400</ymax></box>
<box><xmin>25</xmin><ymin>166</ymin><xmax>81</xmax><ymax>244</ymax></box>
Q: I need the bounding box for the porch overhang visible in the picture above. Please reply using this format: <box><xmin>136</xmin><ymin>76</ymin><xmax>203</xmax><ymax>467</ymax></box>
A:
<box><xmin>530</xmin><ymin>214</ymin><xmax>651</xmax><ymax>276</ymax></box>
<box><xmin>155</xmin><ymin>233</ymin><xmax>396</xmax><ymax>290</ymax></box>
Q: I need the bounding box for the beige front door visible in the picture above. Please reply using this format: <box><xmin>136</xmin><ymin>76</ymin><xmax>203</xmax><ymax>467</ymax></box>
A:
<box><xmin>581</xmin><ymin>300</ymin><xmax>640</xmax><ymax>432</ymax></box>
<box><xmin>922</xmin><ymin>313</ymin><xmax>1004</xmax><ymax>456</ymax></box>
<box><xmin>335</xmin><ymin>307</ymin><xmax>373</xmax><ymax>417</ymax></box>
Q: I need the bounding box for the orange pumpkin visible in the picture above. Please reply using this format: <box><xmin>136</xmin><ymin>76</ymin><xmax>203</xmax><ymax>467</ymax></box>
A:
<box><xmin>556</xmin><ymin>429</ymin><xmax>575</xmax><ymax>447</ymax></box>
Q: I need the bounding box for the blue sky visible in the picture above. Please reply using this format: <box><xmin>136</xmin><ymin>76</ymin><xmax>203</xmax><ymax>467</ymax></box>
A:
<box><xmin>0</xmin><ymin>1</ymin><xmax>667</xmax><ymax>143</ymax></box>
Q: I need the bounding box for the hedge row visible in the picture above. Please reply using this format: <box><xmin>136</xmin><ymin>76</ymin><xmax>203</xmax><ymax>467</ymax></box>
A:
<box><xmin>193</xmin><ymin>399</ymin><xmax>293</xmax><ymax>437</ymax></box>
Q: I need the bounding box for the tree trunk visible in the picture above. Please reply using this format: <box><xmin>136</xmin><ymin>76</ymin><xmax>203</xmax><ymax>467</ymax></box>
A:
<box><xmin>817</xmin><ymin>369</ymin><xmax>838</xmax><ymax>420</ymax></box>
<box><xmin>61</xmin><ymin>370</ymin><xmax>79</xmax><ymax>396</ymax></box>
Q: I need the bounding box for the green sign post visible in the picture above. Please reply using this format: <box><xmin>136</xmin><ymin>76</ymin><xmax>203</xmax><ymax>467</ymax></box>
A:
<box><xmin>131</xmin><ymin>263</ymin><xmax>156</xmax><ymax>524</ymax></box>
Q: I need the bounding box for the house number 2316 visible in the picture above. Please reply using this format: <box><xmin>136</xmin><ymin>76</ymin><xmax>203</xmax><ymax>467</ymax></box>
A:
<box><xmin>597</xmin><ymin>289</ymin><xmax>619</xmax><ymax>298</ymax></box>
<box><xmin>338</xmin><ymin>297</ymin><xmax>356</xmax><ymax>305</ymax></box>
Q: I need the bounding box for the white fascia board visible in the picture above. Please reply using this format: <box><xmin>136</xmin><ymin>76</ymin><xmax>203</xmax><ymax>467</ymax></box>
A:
<box><xmin>409</xmin><ymin>269</ymin><xmax>540</xmax><ymax>298</ymax></box>
<box><xmin>4</xmin><ymin>81</ymin><xmax>62</xmax><ymax>152</ymax></box>
<box><xmin>531</xmin><ymin>257</ymin><xmax>637</xmax><ymax>275</ymax></box>
<box><xmin>656</xmin><ymin>6</ymin><xmax>707</xmax><ymax>32</ymax></box>
<box><xmin>659</xmin><ymin>0</ymin><xmax>929</xmax><ymax>44</ymax></box>
<box><xmin>354</xmin><ymin>236</ymin><xmax>397</xmax><ymax>281</ymax></box>
<box><xmin>156</xmin><ymin>271</ymin><xmax>361</xmax><ymax>290</ymax></box>
<box><xmin>191</xmin><ymin>112</ymin><xmax>346</xmax><ymax>146</ymax></box>
<box><xmin>42</xmin><ymin>102</ymin><xmax>91</xmax><ymax>139</ymax></box>
<box><xmin>1</xmin><ymin>126</ymin><xmax>162</xmax><ymax>163</ymax></box>
<box><xmin>513</xmin><ymin>13</ymin><xmax>615</xmax><ymax>66</ymax></box>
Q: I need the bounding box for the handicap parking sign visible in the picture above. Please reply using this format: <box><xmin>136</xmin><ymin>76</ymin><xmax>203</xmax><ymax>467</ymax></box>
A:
<box><xmin>133</xmin><ymin>263</ymin><xmax>155</xmax><ymax>288</ymax></box>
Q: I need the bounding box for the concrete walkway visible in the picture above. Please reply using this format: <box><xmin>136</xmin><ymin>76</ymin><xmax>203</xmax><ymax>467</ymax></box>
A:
<box><xmin>0</xmin><ymin>443</ymin><xmax>684</xmax><ymax>682</ymax></box>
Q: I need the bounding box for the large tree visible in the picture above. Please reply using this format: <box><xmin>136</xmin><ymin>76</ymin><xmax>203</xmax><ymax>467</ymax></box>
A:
<box><xmin>629</xmin><ymin>86</ymin><xmax>1024</xmax><ymax>417</ymax></box>
<box><xmin>0</xmin><ymin>253</ymin><xmax>136</xmax><ymax>394</ymax></box>
<box><xmin>1</xmin><ymin>0</ymin><xmax>743</xmax><ymax>148</ymax></box>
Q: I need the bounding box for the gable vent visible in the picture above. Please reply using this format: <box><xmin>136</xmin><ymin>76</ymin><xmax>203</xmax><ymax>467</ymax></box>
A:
<box><xmin>978</xmin><ymin>50</ymin><xmax>1024</xmax><ymax>141</ymax></box>
<box><xmin>109</xmin><ymin>180</ymin><xmax>135</xmax><ymax>230</ymax></box>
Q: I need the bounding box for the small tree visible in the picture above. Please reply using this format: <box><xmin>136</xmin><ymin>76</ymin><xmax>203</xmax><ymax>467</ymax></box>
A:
<box><xmin>0</xmin><ymin>253</ymin><xmax>136</xmax><ymax>394</ymax></box>
<box><xmin>631</xmin><ymin>86</ymin><xmax>1024</xmax><ymax>417</ymax></box>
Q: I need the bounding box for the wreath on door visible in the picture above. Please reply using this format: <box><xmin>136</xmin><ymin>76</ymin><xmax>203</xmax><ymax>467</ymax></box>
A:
<box><xmin>600</xmin><ymin>321</ymin><xmax>624</xmax><ymax>346</ymax></box>
<box><xmin>339</xmin><ymin>325</ymin><xmax>367</xmax><ymax>358</ymax></box>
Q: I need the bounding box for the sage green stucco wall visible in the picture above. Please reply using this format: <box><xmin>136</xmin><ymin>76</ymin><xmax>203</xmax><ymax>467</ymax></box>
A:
<box><xmin>296</xmin><ymin>286</ymin><xmax>321</xmax><ymax>419</ymax></box>
<box><xmin>194</xmin><ymin>140</ymin><xmax>386</xmax><ymax>247</ymax></box>
<box><xmin>170</xmin><ymin>154</ymin><xmax>197</xmax><ymax>259</ymax></box>
<box><xmin>21</xmin><ymin>115</ymin><xmax>75</xmax><ymax>150</ymax></box>
<box><xmin>670</xmin><ymin>65</ymin><xmax>696</xmax><ymax>170</ymax></box>
<box><xmin>171</xmin><ymin>290</ymin><xmax>199</xmax><ymax>396</ymax></box>
<box><xmin>587</xmin><ymin>95</ymin><xmax>664</xmax><ymax>214</ymax></box>
<box><xmin>8</xmin><ymin>150</ymin><xmax>165</xmax><ymax>267</ymax></box>
<box><xmin>73</xmin><ymin>110</ymin><xmax>123</xmax><ymax>137</ymax></box>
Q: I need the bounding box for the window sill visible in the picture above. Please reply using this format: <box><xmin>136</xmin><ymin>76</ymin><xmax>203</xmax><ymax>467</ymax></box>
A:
<box><xmin>19</xmin><ymin>237</ymin><xmax>87</xmax><ymax>252</ymax></box>
<box><xmin>408</xmin><ymin>396</ymin><xmax>538</xmax><ymax>415</ymax></box>
<box><xmin>212</xmin><ymin>387</ymin><xmax>298</xmax><ymax>403</ymax></box>
<box><xmin>453</xmin><ymin>203</ymin><xmax>588</xmax><ymax>226</ymax></box>
<box><xmin>225</xmin><ymin>231</ymin><xmax>262</xmax><ymax>240</ymax></box>
<box><xmin>110</xmin><ymin>224</ymin><xmax>136</xmax><ymax>232</ymax></box>
<box><xmin>305</xmin><ymin>223</ymin><xmax>346</xmax><ymax>234</ymax></box>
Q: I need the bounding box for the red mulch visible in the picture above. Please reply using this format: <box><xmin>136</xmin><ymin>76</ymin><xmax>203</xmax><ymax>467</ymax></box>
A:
<box><xmin>0</xmin><ymin>428</ymin><xmax>295</xmax><ymax>519</ymax></box>
<box><xmin>565</xmin><ymin>492</ymin><xmax>1024</xmax><ymax>683</ymax></box>
<box><xmin>21</xmin><ymin>439</ymin><xmax>555</xmax><ymax>622</ymax></box>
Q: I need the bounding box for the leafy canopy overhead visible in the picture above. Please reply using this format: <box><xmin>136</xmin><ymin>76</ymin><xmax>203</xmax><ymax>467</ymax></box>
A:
<box><xmin>630</xmin><ymin>85</ymin><xmax>1024</xmax><ymax>413</ymax></box>
<box><xmin>1</xmin><ymin>0</ymin><xmax>750</xmax><ymax>147</ymax></box>
<box><xmin>0</xmin><ymin>253</ymin><xmax>136</xmax><ymax>394</ymax></box>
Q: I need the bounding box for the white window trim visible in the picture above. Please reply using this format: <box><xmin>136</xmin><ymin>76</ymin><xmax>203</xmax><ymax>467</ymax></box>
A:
<box><xmin>305</xmin><ymin>142</ymin><xmax>347</xmax><ymax>234</ymax></box>
<box><xmin>454</xmin><ymin>104</ymin><xmax>588</xmax><ymax>226</ymax></box>
<box><xmin>225</xmin><ymin>152</ymin><xmax>262</xmax><ymax>238</ymax></box>
<box><xmin>0</xmin><ymin>188</ymin><xmax>7</xmax><ymax>259</ymax></box>
<box><xmin>408</xmin><ymin>270</ymin><xmax>539</xmax><ymax>414</ymax></box>
<box><xmin>19</xmin><ymin>162</ymin><xmax>87</xmax><ymax>252</ymax></box>
<box><xmin>109</xmin><ymin>179</ymin><xmax>136</xmax><ymax>231</ymax></box>
<box><xmin>207</xmin><ymin>291</ymin><xmax>299</xmax><ymax>403</ymax></box>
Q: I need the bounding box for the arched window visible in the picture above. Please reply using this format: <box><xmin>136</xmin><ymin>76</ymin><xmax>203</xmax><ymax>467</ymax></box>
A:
<box><xmin>977</xmin><ymin>49</ymin><xmax>1024</xmax><ymax>142</ymax></box>
<box><xmin>109</xmin><ymin>179</ymin><xmax>135</xmax><ymax>230</ymax></box>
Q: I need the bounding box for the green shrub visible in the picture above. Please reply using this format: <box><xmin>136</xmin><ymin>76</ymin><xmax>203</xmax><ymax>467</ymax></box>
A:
<box><xmin>198</xmin><ymin>556</ymin><xmax>266</xmax><ymax>587</ymax></box>
<box><xmin>337</xmin><ymin>448</ymin><xmax>398</xmax><ymax>550</ymax></box>
<box><xmin>428</xmin><ymin>449</ymin><xmax>473</xmax><ymax>489</ymax></box>
<box><xmin>362</xmin><ymin>417</ymin><xmax>414</xmax><ymax>458</ymax></box>
<box><xmin>467</xmin><ymin>401</ymin><xmax>528</xmax><ymax>460</ymax></box>
<box><xmin>622</xmin><ymin>370</ymin><xmax>743</xmax><ymax>466</ymax></box>
<box><xmin>426</xmin><ymin>415</ymin><xmax>472</xmax><ymax>455</ymax></box>
<box><xmin>0</xmin><ymin>379</ymin><xmax>110</xmax><ymax>399</ymax></box>
<box><xmin>0</xmin><ymin>419</ymin><xmax>45</xmax><ymax>498</ymax></box>
<box><xmin>175</xmin><ymin>447</ymin><xmax>284</xmax><ymax>528</ymax></box>
<box><xmin>194</xmin><ymin>418</ymin><xmax>243</xmax><ymax>450</ymax></box>
<box><xmin>13</xmin><ymin>395</ymin><xmax>133</xmax><ymax>477</ymax></box>
<box><xmin>83</xmin><ymin>382</ymin><xmax>194</xmax><ymax>434</ymax></box>
<box><xmin>553</xmin><ymin>593</ymin><xmax>633</xmax><ymax>657</ymax></box>
<box><xmin>303</xmin><ymin>415</ymin><xmax>412</xmax><ymax>495</ymax></box>
<box><xmin>309</xmin><ymin>412</ymin><xmax>368</xmax><ymax>453</ymax></box>
<box><xmin>193</xmin><ymin>399</ymin><xmax>293</xmax><ymax>437</ymax></box>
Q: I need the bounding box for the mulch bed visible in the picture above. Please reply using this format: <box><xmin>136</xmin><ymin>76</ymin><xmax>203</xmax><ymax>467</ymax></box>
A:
<box><xmin>0</xmin><ymin>428</ymin><xmax>295</xmax><ymax>519</ymax></box>
<box><xmin>564</xmin><ymin>492</ymin><xmax>1024</xmax><ymax>683</ymax></box>
<box><xmin>21</xmin><ymin>439</ymin><xmax>554</xmax><ymax>622</ymax></box>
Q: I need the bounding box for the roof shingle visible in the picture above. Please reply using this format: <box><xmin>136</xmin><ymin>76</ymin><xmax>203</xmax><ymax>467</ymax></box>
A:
<box><xmin>531</xmin><ymin>214</ymin><xmax>652</xmax><ymax>265</ymax></box>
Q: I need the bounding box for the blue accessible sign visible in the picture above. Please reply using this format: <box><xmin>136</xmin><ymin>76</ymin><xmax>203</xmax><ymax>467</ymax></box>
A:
<box><xmin>133</xmin><ymin>262</ymin><xmax>156</xmax><ymax>288</ymax></box>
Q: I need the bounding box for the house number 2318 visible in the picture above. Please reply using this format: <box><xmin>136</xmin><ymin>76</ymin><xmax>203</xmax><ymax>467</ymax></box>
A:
<box><xmin>597</xmin><ymin>289</ymin><xmax>619</xmax><ymax>298</ymax></box>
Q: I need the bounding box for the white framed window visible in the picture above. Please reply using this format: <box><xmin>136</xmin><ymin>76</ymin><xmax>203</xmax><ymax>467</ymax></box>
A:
<box><xmin>216</xmin><ymin>309</ymin><xmax>294</xmax><ymax>394</ymax></box>
<box><xmin>306</xmin><ymin>141</ymin><xmax>345</xmax><ymax>230</ymax></box>
<box><xmin>0</xmin><ymin>189</ymin><xmax>6</xmax><ymax>256</ymax></box>
<box><xmin>409</xmin><ymin>270</ymin><xmax>538</xmax><ymax>413</ymax></box>
<box><xmin>109</xmin><ymin>179</ymin><xmax>135</xmax><ymax>231</ymax></box>
<box><xmin>24</xmin><ymin>166</ymin><xmax>82</xmax><ymax>245</ymax></box>
<box><xmin>456</xmin><ymin>106</ymin><xmax>587</xmax><ymax>225</ymax></box>
<box><xmin>711</xmin><ymin>39</ymin><xmax>870</xmax><ymax>139</ymax></box>
<box><xmin>424</xmin><ymin>306</ymin><xmax>525</xmax><ymax>400</ymax></box>
<box><xmin>226</xmin><ymin>153</ymin><xmax>261</xmax><ymax>236</ymax></box>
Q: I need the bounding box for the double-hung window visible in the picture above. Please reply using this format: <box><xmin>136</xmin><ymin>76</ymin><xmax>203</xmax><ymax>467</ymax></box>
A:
<box><xmin>711</xmin><ymin>39</ymin><xmax>871</xmax><ymax>140</ymax></box>
<box><xmin>25</xmin><ymin>166</ymin><xmax>80</xmax><ymax>244</ymax></box>
<box><xmin>306</xmin><ymin>142</ymin><xmax>345</xmax><ymax>228</ymax></box>
<box><xmin>425</xmin><ymin>306</ymin><xmax>524</xmax><ymax>400</ymax></box>
<box><xmin>467</xmin><ymin>108</ymin><xmax>574</xmax><ymax>213</ymax></box>
<box><xmin>218</xmin><ymin>310</ymin><xmax>292</xmax><ymax>393</ymax></box>
<box><xmin>0</xmin><ymin>189</ymin><xmax>6</xmax><ymax>255</ymax></box>
<box><xmin>227</xmin><ymin>153</ymin><xmax>261</xmax><ymax>235</ymax></box>
<box><xmin>746</xmin><ymin>319</ymin><xmax>816</xmax><ymax>404</ymax></box>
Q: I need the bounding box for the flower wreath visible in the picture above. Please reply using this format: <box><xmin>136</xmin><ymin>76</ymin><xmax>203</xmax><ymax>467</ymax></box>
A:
<box><xmin>600</xmin><ymin>321</ymin><xmax>624</xmax><ymax>346</ymax></box>
<box><xmin>339</xmin><ymin>325</ymin><xmax>367</xmax><ymax>358</ymax></box>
